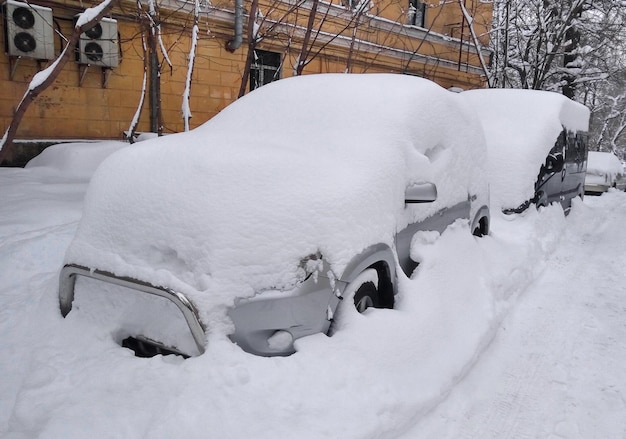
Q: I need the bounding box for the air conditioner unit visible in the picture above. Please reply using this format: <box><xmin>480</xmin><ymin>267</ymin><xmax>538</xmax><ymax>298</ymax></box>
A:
<box><xmin>76</xmin><ymin>17</ymin><xmax>118</xmax><ymax>68</ymax></box>
<box><xmin>3</xmin><ymin>0</ymin><xmax>54</xmax><ymax>60</ymax></box>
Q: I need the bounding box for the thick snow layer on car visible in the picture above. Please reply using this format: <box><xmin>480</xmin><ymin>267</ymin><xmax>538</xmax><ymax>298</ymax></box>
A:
<box><xmin>63</xmin><ymin>74</ymin><xmax>487</xmax><ymax>316</ymax></box>
<box><xmin>462</xmin><ymin>89</ymin><xmax>590</xmax><ymax>211</ymax></box>
<box><xmin>25</xmin><ymin>141</ymin><xmax>126</xmax><ymax>179</ymax></box>
<box><xmin>586</xmin><ymin>151</ymin><xmax>623</xmax><ymax>178</ymax></box>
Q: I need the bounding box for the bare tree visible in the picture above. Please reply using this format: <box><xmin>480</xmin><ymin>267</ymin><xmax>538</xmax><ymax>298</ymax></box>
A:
<box><xmin>588</xmin><ymin>73</ymin><xmax>626</xmax><ymax>156</ymax></box>
<box><xmin>236</xmin><ymin>0</ymin><xmax>383</xmax><ymax>95</ymax></box>
<box><xmin>489</xmin><ymin>0</ymin><xmax>626</xmax><ymax>157</ymax></box>
<box><xmin>127</xmin><ymin>13</ymin><xmax>149</xmax><ymax>143</ymax></box>
<box><xmin>294</xmin><ymin>0</ymin><xmax>321</xmax><ymax>75</ymax></box>
<box><xmin>490</xmin><ymin>0</ymin><xmax>626</xmax><ymax>94</ymax></box>
<box><xmin>458</xmin><ymin>0</ymin><xmax>492</xmax><ymax>86</ymax></box>
<box><xmin>182</xmin><ymin>0</ymin><xmax>201</xmax><ymax>131</ymax></box>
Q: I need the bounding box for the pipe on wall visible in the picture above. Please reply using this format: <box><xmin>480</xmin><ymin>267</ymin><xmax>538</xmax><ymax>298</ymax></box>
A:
<box><xmin>226</xmin><ymin>0</ymin><xmax>244</xmax><ymax>51</ymax></box>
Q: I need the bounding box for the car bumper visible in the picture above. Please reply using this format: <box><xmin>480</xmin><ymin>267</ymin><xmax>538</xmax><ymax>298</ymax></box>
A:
<box><xmin>584</xmin><ymin>183</ymin><xmax>610</xmax><ymax>194</ymax></box>
<box><xmin>59</xmin><ymin>263</ymin><xmax>343</xmax><ymax>357</ymax></box>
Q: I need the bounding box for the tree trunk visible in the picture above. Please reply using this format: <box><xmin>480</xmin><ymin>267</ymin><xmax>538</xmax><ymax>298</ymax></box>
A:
<box><xmin>238</xmin><ymin>0</ymin><xmax>259</xmax><ymax>98</ymax></box>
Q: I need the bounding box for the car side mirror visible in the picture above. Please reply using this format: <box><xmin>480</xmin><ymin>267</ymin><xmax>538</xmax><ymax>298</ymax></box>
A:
<box><xmin>405</xmin><ymin>182</ymin><xmax>437</xmax><ymax>204</ymax></box>
<box><xmin>545</xmin><ymin>154</ymin><xmax>564</xmax><ymax>172</ymax></box>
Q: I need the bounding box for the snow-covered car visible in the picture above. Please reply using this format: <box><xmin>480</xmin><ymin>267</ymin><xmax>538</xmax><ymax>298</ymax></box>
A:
<box><xmin>58</xmin><ymin>74</ymin><xmax>490</xmax><ymax>358</ymax></box>
<box><xmin>462</xmin><ymin>89</ymin><xmax>590</xmax><ymax>214</ymax></box>
<box><xmin>584</xmin><ymin>151</ymin><xmax>626</xmax><ymax>194</ymax></box>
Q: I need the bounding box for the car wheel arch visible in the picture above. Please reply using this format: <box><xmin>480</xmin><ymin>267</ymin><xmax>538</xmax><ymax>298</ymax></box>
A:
<box><xmin>471</xmin><ymin>205</ymin><xmax>490</xmax><ymax>237</ymax></box>
<box><xmin>338</xmin><ymin>243</ymin><xmax>397</xmax><ymax>310</ymax></box>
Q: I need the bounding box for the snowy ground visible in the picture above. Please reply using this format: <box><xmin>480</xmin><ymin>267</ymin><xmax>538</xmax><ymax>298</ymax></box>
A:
<box><xmin>1</xmin><ymin>145</ymin><xmax>625</xmax><ymax>438</ymax></box>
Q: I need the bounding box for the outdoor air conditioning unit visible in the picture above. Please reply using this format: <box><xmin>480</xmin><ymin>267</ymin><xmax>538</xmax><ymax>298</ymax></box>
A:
<box><xmin>76</xmin><ymin>17</ymin><xmax>119</xmax><ymax>68</ymax></box>
<box><xmin>3</xmin><ymin>0</ymin><xmax>54</xmax><ymax>60</ymax></box>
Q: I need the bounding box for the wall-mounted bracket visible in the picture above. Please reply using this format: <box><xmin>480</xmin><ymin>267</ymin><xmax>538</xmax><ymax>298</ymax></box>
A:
<box><xmin>79</xmin><ymin>63</ymin><xmax>90</xmax><ymax>86</ymax></box>
<box><xmin>79</xmin><ymin>64</ymin><xmax>112</xmax><ymax>88</ymax></box>
<box><xmin>102</xmin><ymin>67</ymin><xmax>112</xmax><ymax>88</ymax></box>
<box><xmin>9</xmin><ymin>56</ymin><xmax>49</xmax><ymax>81</ymax></box>
<box><xmin>8</xmin><ymin>56</ymin><xmax>21</xmax><ymax>81</ymax></box>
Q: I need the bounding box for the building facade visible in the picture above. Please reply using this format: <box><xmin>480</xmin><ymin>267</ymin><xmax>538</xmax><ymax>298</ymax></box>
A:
<box><xmin>1</xmin><ymin>0</ymin><xmax>492</xmax><ymax>146</ymax></box>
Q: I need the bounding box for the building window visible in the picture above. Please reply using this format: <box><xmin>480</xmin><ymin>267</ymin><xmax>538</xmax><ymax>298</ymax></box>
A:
<box><xmin>250</xmin><ymin>50</ymin><xmax>281</xmax><ymax>91</ymax></box>
<box><xmin>342</xmin><ymin>0</ymin><xmax>364</xmax><ymax>10</ymax></box>
<box><xmin>407</xmin><ymin>0</ymin><xmax>426</xmax><ymax>27</ymax></box>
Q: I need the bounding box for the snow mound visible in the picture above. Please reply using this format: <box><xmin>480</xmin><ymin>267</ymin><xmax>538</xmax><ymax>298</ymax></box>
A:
<box><xmin>26</xmin><ymin>141</ymin><xmax>126</xmax><ymax>179</ymax></box>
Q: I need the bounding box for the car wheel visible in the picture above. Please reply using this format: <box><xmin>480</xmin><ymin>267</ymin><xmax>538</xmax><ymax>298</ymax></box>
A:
<box><xmin>472</xmin><ymin>216</ymin><xmax>489</xmax><ymax>237</ymax></box>
<box><xmin>353</xmin><ymin>276</ymin><xmax>379</xmax><ymax>312</ymax></box>
<box><xmin>328</xmin><ymin>268</ymin><xmax>379</xmax><ymax>336</ymax></box>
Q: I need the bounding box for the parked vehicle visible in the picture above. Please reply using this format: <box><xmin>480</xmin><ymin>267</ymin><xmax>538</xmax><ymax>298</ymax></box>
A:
<box><xmin>462</xmin><ymin>89</ymin><xmax>590</xmax><ymax>214</ymax></box>
<box><xmin>59</xmin><ymin>74</ymin><xmax>490</xmax><ymax>358</ymax></box>
<box><xmin>584</xmin><ymin>151</ymin><xmax>626</xmax><ymax>194</ymax></box>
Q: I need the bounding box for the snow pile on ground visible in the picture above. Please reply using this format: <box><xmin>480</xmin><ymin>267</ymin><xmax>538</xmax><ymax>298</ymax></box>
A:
<box><xmin>404</xmin><ymin>192</ymin><xmax>626</xmax><ymax>438</ymax></box>
<box><xmin>63</xmin><ymin>74</ymin><xmax>488</xmax><ymax>319</ymax></box>
<box><xmin>2</xmin><ymin>141</ymin><xmax>625</xmax><ymax>438</ymax></box>
<box><xmin>462</xmin><ymin>89</ymin><xmax>590</xmax><ymax>211</ymax></box>
<box><xmin>25</xmin><ymin>141</ymin><xmax>126</xmax><ymax>180</ymax></box>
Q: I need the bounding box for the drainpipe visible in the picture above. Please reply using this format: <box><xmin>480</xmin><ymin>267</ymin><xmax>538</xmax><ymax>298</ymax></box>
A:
<box><xmin>149</xmin><ymin>30</ymin><xmax>160</xmax><ymax>133</ymax></box>
<box><xmin>226</xmin><ymin>0</ymin><xmax>244</xmax><ymax>52</ymax></box>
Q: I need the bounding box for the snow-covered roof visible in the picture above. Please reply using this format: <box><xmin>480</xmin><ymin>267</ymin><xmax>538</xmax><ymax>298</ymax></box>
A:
<box><xmin>586</xmin><ymin>151</ymin><xmax>623</xmax><ymax>178</ymax></box>
<box><xmin>64</xmin><ymin>74</ymin><xmax>487</xmax><ymax>313</ymax></box>
<box><xmin>462</xmin><ymin>88</ymin><xmax>590</xmax><ymax>211</ymax></box>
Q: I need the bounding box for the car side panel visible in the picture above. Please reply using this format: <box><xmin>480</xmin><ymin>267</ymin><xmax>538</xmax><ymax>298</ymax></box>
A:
<box><xmin>395</xmin><ymin>199</ymin><xmax>471</xmax><ymax>276</ymax></box>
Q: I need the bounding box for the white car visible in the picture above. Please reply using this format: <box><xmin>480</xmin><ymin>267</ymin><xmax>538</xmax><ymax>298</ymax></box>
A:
<box><xmin>59</xmin><ymin>74</ymin><xmax>490</xmax><ymax>358</ymax></box>
<box><xmin>585</xmin><ymin>151</ymin><xmax>626</xmax><ymax>194</ymax></box>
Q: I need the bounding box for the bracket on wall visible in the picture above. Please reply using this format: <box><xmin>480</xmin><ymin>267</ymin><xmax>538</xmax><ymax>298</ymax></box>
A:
<box><xmin>8</xmin><ymin>56</ymin><xmax>47</xmax><ymax>81</ymax></box>
<box><xmin>9</xmin><ymin>56</ymin><xmax>21</xmax><ymax>81</ymax></box>
<box><xmin>78</xmin><ymin>64</ymin><xmax>112</xmax><ymax>88</ymax></box>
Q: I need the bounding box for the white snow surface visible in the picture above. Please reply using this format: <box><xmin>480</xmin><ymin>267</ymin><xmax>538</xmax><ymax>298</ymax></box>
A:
<box><xmin>63</xmin><ymin>74</ymin><xmax>488</xmax><ymax>322</ymax></box>
<box><xmin>25</xmin><ymin>141</ymin><xmax>126</xmax><ymax>179</ymax></box>
<box><xmin>586</xmin><ymin>150</ymin><xmax>623</xmax><ymax>178</ymax></box>
<box><xmin>462</xmin><ymin>88</ymin><xmax>590</xmax><ymax>211</ymax></box>
<box><xmin>75</xmin><ymin>0</ymin><xmax>115</xmax><ymax>28</ymax></box>
<box><xmin>2</xmin><ymin>141</ymin><xmax>626</xmax><ymax>438</ymax></box>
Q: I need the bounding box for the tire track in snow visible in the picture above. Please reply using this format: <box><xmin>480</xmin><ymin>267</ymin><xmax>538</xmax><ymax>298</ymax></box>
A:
<box><xmin>461</xmin><ymin>196</ymin><xmax>626</xmax><ymax>439</ymax></box>
<box><xmin>402</xmin><ymin>193</ymin><xmax>626</xmax><ymax>438</ymax></box>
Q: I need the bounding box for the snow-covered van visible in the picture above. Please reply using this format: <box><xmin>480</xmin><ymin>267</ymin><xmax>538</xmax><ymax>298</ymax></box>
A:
<box><xmin>58</xmin><ymin>74</ymin><xmax>490</xmax><ymax>358</ymax></box>
<box><xmin>462</xmin><ymin>89</ymin><xmax>590</xmax><ymax>214</ymax></box>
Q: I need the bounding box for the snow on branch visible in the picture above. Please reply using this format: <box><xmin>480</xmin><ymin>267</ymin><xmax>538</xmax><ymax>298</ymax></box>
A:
<box><xmin>147</xmin><ymin>0</ymin><xmax>173</xmax><ymax>71</ymax></box>
<box><xmin>458</xmin><ymin>0</ymin><xmax>491</xmax><ymax>87</ymax></box>
<box><xmin>182</xmin><ymin>0</ymin><xmax>201</xmax><ymax>132</ymax></box>
<box><xmin>128</xmin><ymin>24</ymin><xmax>148</xmax><ymax>143</ymax></box>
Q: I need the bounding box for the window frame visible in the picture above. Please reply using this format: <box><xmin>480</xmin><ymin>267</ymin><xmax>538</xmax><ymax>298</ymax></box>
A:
<box><xmin>407</xmin><ymin>0</ymin><xmax>426</xmax><ymax>27</ymax></box>
<box><xmin>249</xmin><ymin>50</ymin><xmax>282</xmax><ymax>92</ymax></box>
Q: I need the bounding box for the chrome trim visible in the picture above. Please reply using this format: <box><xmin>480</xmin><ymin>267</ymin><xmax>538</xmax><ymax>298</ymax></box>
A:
<box><xmin>227</xmin><ymin>260</ymin><xmax>340</xmax><ymax>356</ymax></box>
<box><xmin>58</xmin><ymin>264</ymin><xmax>206</xmax><ymax>355</ymax></box>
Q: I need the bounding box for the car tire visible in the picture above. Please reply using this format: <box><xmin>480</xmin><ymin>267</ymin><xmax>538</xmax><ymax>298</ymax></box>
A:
<box><xmin>328</xmin><ymin>268</ymin><xmax>379</xmax><ymax>336</ymax></box>
<box><xmin>472</xmin><ymin>216</ymin><xmax>489</xmax><ymax>237</ymax></box>
<box><xmin>353</xmin><ymin>275</ymin><xmax>379</xmax><ymax>312</ymax></box>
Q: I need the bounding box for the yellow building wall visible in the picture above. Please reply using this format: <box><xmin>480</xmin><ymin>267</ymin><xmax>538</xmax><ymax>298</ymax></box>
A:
<box><xmin>0</xmin><ymin>0</ymin><xmax>491</xmax><ymax>142</ymax></box>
